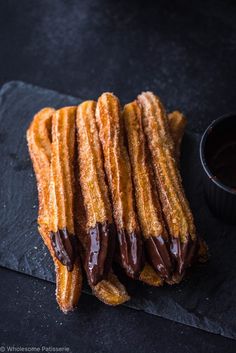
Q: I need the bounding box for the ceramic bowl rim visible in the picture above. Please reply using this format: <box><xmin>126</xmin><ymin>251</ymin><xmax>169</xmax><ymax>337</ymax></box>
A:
<box><xmin>199</xmin><ymin>113</ymin><xmax>236</xmax><ymax>196</ymax></box>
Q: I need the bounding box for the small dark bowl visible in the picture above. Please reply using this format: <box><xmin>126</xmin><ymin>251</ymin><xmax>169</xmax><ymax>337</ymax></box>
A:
<box><xmin>200</xmin><ymin>113</ymin><xmax>236</xmax><ymax>224</ymax></box>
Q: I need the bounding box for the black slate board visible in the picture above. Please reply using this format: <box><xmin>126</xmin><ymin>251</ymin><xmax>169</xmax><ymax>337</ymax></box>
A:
<box><xmin>0</xmin><ymin>81</ymin><xmax>236</xmax><ymax>339</ymax></box>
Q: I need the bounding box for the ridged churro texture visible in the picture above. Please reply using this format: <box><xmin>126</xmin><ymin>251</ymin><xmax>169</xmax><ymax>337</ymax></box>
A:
<box><xmin>93</xmin><ymin>271</ymin><xmax>130</xmax><ymax>305</ymax></box>
<box><xmin>123</xmin><ymin>101</ymin><xmax>173</xmax><ymax>280</ymax></box>
<box><xmin>139</xmin><ymin>264</ymin><xmax>164</xmax><ymax>286</ymax></box>
<box><xmin>49</xmin><ymin>107</ymin><xmax>78</xmax><ymax>271</ymax></box>
<box><xmin>27</xmin><ymin>108</ymin><xmax>54</xmax><ymax>228</ymax></box>
<box><xmin>96</xmin><ymin>93</ymin><xmax>143</xmax><ymax>279</ymax></box>
<box><xmin>27</xmin><ymin>108</ymin><xmax>82</xmax><ymax>313</ymax></box>
<box><xmin>77</xmin><ymin>101</ymin><xmax>115</xmax><ymax>285</ymax></box>
<box><xmin>39</xmin><ymin>224</ymin><xmax>82</xmax><ymax>313</ymax></box>
<box><xmin>138</xmin><ymin>92</ymin><xmax>197</xmax><ymax>275</ymax></box>
<box><xmin>27</xmin><ymin>96</ymin><xmax>206</xmax><ymax>308</ymax></box>
<box><xmin>75</xmin><ymin>179</ymin><xmax>130</xmax><ymax>305</ymax></box>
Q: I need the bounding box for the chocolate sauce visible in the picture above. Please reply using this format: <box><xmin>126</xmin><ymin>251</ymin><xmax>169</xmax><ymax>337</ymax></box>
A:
<box><xmin>86</xmin><ymin>221</ymin><xmax>116</xmax><ymax>285</ymax></box>
<box><xmin>50</xmin><ymin>228</ymin><xmax>78</xmax><ymax>271</ymax></box>
<box><xmin>210</xmin><ymin>141</ymin><xmax>236</xmax><ymax>189</ymax></box>
<box><xmin>170</xmin><ymin>235</ymin><xmax>198</xmax><ymax>275</ymax></box>
<box><xmin>205</xmin><ymin>117</ymin><xmax>236</xmax><ymax>190</ymax></box>
<box><xmin>117</xmin><ymin>229</ymin><xmax>144</xmax><ymax>278</ymax></box>
<box><xmin>145</xmin><ymin>235</ymin><xmax>173</xmax><ymax>280</ymax></box>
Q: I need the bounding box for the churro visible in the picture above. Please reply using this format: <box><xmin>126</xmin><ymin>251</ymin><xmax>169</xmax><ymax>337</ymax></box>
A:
<box><xmin>27</xmin><ymin>107</ymin><xmax>82</xmax><ymax>312</ymax></box>
<box><xmin>96</xmin><ymin>93</ymin><xmax>143</xmax><ymax>279</ymax></box>
<box><xmin>77</xmin><ymin>101</ymin><xmax>115</xmax><ymax>285</ymax></box>
<box><xmin>27</xmin><ymin>91</ymin><xmax>207</xmax><ymax>308</ymax></box>
<box><xmin>138</xmin><ymin>92</ymin><xmax>197</xmax><ymax>276</ymax></box>
<box><xmin>75</xmin><ymin>177</ymin><xmax>130</xmax><ymax>305</ymax></box>
<box><xmin>123</xmin><ymin>101</ymin><xmax>173</xmax><ymax>280</ymax></box>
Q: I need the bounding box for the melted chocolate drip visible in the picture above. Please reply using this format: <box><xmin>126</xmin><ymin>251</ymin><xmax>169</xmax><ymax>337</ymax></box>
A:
<box><xmin>117</xmin><ymin>229</ymin><xmax>144</xmax><ymax>278</ymax></box>
<box><xmin>86</xmin><ymin>222</ymin><xmax>116</xmax><ymax>285</ymax></box>
<box><xmin>50</xmin><ymin>228</ymin><xmax>78</xmax><ymax>271</ymax></box>
<box><xmin>145</xmin><ymin>235</ymin><xmax>173</xmax><ymax>280</ymax></box>
<box><xmin>170</xmin><ymin>234</ymin><xmax>198</xmax><ymax>275</ymax></box>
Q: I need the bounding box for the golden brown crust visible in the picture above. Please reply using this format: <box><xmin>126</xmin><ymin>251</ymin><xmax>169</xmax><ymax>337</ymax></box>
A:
<box><xmin>123</xmin><ymin>101</ymin><xmax>173</xmax><ymax>280</ymax></box>
<box><xmin>49</xmin><ymin>107</ymin><xmax>76</xmax><ymax>234</ymax></box>
<box><xmin>138</xmin><ymin>92</ymin><xmax>195</xmax><ymax>240</ymax></box>
<box><xmin>96</xmin><ymin>93</ymin><xmax>138</xmax><ymax>233</ymax></box>
<box><xmin>39</xmin><ymin>224</ymin><xmax>82</xmax><ymax>313</ymax></box>
<box><xmin>123</xmin><ymin>102</ymin><xmax>165</xmax><ymax>239</ymax></box>
<box><xmin>75</xmin><ymin>179</ymin><xmax>130</xmax><ymax>305</ymax></box>
<box><xmin>96</xmin><ymin>93</ymin><xmax>143</xmax><ymax>278</ymax></box>
<box><xmin>27</xmin><ymin>108</ymin><xmax>82</xmax><ymax>312</ymax></box>
<box><xmin>93</xmin><ymin>271</ymin><xmax>130</xmax><ymax>305</ymax></box>
<box><xmin>77</xmin><ymin>101</ymin><xmax>115</xmax><ymax>285</ymax></box>
<box><xmin>168</xmin><ymin>111</ymin><xmax>187</xmax><ymax>161</ymax></box>
<box><xmin>138</xmin><ymin>92</ymin><xmax>197</xmax><ymax>275</ymax></box>
<box><xmin>48</xmin><ymin>107</ymin><xmax>79</xmax><ymax>272</ymax></box>
<box><xmin>168</xmin><ymin>111</ymin><xmax>208</xmax><ymax>266</ymax></box>
<box><xmin>27</xmin><ymin>98</ymin><xmax>206</xmax><ymax>304</ymax></box>
<box><xmin>28</xmin><ymin>106</ymin><xmax>127</xmax><ymax>308</ymax></box>
<box><xmin>27</xmin><ymin>108</ymin><xmax>54</xmax><ymax>228</ymax></box>
<box><xmin>139</xmin><ymin>264</ymin><xmax>164</xmax><ymax>287</ymax></box>
<box><xmin>77</xmin><ymin>101</ymin><xmax>113</xmax><ymax>226</ymax></box>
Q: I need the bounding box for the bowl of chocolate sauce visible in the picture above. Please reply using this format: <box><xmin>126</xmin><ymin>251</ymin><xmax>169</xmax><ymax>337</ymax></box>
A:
<box><xmin>200</xmin><ymin>114</ymin><xmax>236</xmax><ymax>224</ymax></box>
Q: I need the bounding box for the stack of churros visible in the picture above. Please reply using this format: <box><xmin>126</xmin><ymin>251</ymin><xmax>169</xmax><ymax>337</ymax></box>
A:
<box><xmin>27</xmin><ymin>91</ymin><xmax>207</xmax><ymax>312</ymax></box>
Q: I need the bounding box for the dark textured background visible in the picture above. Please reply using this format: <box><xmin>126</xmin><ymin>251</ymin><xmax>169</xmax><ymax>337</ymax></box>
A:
<box><xmin>0</xmin><ymin>0</ymin><xmax>236</xmax><ymax>352</ymax></box>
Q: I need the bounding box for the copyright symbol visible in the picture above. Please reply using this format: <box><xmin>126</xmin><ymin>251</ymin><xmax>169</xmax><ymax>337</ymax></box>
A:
<box><xmin>0</xmin><ymin>347</ymin><xmax>5</xmax><ymax>352</ymax></box>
